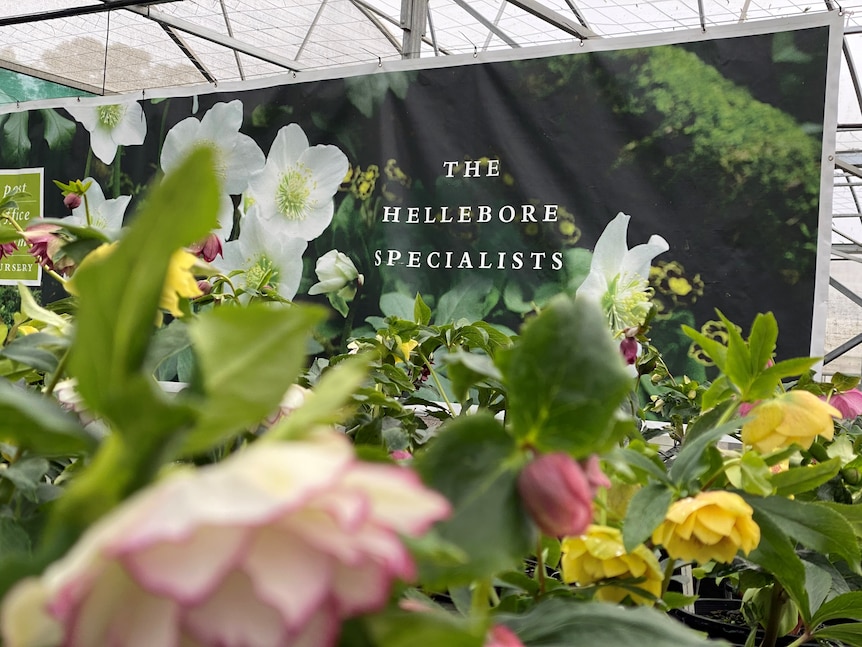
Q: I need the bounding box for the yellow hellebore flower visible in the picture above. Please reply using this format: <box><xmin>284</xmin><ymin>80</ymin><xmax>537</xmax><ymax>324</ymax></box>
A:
<box><xmin>68</xmin><ymin>243</ymin><xmax>202</xmax><ymax>318</ymax></box>
<box><xmin>742</xmin><ymin>390</ymin><xmax>839</xmax><ymax>454</ymax></box>
<box><xmin>652</xmin><ymin>491</ymin><xmax>760</xmax><ymax>565</ymax></box>
<box><xmin>561</xmin><ymin>524</ymin><xmax>663</xmax><ymax>605</ymax></box>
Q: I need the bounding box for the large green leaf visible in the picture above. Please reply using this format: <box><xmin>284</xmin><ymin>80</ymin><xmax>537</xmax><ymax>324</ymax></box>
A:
<box><xmin>745</xmin><ymin>505</ymin><xmax>809</xmax><ymax>622</ymax></box>
<box><xmin>497</xmin><ymin>597</ymin><xmax>726</xmax><ymax>646</ymax></box>
<box><xmin>820</xmin><ymin>502</ymin><xmax>862</xmax><ymax>539</ymax></box>
<box><xmin>812</xmin><ymin>623</ymin><xmax>862</xmax><ymax>646</ymax></box>
<box><xmin>414</xmin><ymin>414</ymin><xmax>532</xmax><ymax>587</ymax></box>
<box><xmin>497</xmin><ymin>295</ymin><xmax>631</xmax><ymax>456</ymax></box>
<box><xmin>811</xmin><ymin>591</ymin><xmax>862</xmax><ymax>626</ymax></box>
<box><xmin>179</xmin><ymin>303</ymin><xmax>325</xmax><ymax>455</ymax></box>
<box><xmin>746</xmin><ymin>312</ymin><xmax>778</xmax><ymax>376</ymax></box>
<box><xmin>745</xmin><ymin>496</ymin><xmax>860</xmax><ymax>573</ymax></box>
<box><xmin>771</xmin><ymin>457</ymin><xmax>841</xmax><ymax>497</ymax></box>
<box><xmin>1</xmin><ymin>112</ymin><xmax>30</xmax><ymax>165</ymax></box>
<box><xmin>435</xmin><ymin>276</ymin><xmax>499</xmax><ymax>324</ymax></box>
<box><xmin>0</xmin><ymin>381</ymin><xmax>96</xmax><ymax>456</ymax></box>
<box><xmin>361</xmin><ymin>608</ymin><xmax>484</xmax><ymax>647</ymax></box>
<box><xmin>622</xmin><ymin>482</ymin><xmax>673</xmax><ymax>552</ymax></box>
<box><xmin>69</xmin><ymin>147</ymin><xmax>219</xmax><ymax>424</ymax></box>
<box><xmin>40</xmin><ymin>109</ymin><xmax>76</xmax><ymax>151</ymax></box>
<box><xmin>668</xmin><ymin>418</ymin><xmax>740</xmax><ymax>488</ymax></box>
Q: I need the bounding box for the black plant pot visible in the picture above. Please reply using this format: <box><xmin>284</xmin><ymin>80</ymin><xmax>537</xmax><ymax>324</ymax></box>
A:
<box><xmin>671</xmin><ymin>598</ymin><xmax>817</xmax><ymax>647</ymax></box>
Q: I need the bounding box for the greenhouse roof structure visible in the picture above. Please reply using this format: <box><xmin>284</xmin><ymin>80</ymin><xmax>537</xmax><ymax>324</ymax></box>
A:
<box><xmin>4</xmin><ymin>0</ymin><xmax>862</xmax><ymax>369</ymax></box>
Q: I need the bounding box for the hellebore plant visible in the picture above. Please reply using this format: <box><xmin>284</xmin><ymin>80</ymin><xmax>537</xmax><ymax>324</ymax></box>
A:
<box><xmin>3</xmin><ymin>150</ymin><xmax>862</xmax><ymax>647</ymax></box>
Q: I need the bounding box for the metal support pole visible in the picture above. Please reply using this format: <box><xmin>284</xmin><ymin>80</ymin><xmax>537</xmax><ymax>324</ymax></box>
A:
<box><xmin>401</xmin><ymin>0</ymin><xmax>429</xmax><ymax>59</ymax></box>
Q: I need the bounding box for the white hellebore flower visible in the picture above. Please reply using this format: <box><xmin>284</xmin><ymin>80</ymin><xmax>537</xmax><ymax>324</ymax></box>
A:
<box><xmin>577</xmin><ymin>212</ymin><xmax>668</xmax><ymax>336</ymax></box>
<box><xmin>246</xmin><ymin>124</ymin><xmax>349</xmax><ymax>242</ymax></box>
<box><xmin>214</xmin><ymin>211</ymin><xmax>306</xmax><ymax>301</ymax></box>
<box><xmin>64</xmin><ymin>177</ymin><xmax>129</xmax><ymax>239</ymax></box>
<box><xmin>308</xmin><ymin>250</ymin><xmax>363</xmax><ymax>297</ymax></box>
<box><xmin>66</xmin><ymin>101</ymin><xmax>146</xmax><ymax>165</ymax></box>
<box><xmin>161</xmin><ymin>100</ymin><xmax>265</xmax><ymax>196</ymax></box>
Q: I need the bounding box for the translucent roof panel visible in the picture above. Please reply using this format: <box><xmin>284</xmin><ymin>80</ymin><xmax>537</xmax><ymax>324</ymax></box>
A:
<box><xmin>2</xmin><ymin>0</ymin><xmax>857</xmax><ymax>94</ymax></box>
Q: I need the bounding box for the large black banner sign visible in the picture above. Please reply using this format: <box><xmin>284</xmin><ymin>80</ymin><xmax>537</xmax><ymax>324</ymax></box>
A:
<box><xmin>0</xmin><ymin>14</ymin><xmax>841</xmax><ymax>379</ymax></box>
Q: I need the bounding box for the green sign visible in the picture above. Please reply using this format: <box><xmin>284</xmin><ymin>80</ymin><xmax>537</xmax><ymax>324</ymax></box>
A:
<box><xmin>0</xmin><ymin>168</ymin><xmax>43</xmax><ymax>286</ymax></box>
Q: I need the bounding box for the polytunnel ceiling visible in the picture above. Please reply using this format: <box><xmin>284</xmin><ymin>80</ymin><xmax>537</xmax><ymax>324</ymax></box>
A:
<box><xmin>5</xmin><ymin>0</ymin><xmax>862</xmax><ymax>257</ymax></box>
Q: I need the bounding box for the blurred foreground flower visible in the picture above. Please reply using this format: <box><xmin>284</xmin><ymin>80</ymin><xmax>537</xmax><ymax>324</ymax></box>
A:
<box><xmin>561</xmin><ymin>525</ymin><xmax>662</xmax><ymax>605</ymax></box>
<box><xmin>742</xmin><ymin>390</ymin><xmax>839</xmax><ymax>453</ymax></box>
<box><xmin>652</xmin><ymin>491</ymin><xmax>760</xmax><ymax>565</ymax></box>
<box><xmin>0</xmin><ymin>432</ymin><xmax>450</xmax><ymax>647</ymax></box>
<box><xmin>518</xmin><ymin>453</ymin><xmax>608</xmax><ymax>538</ymax></box>
<box><xmin>577</xmin><ymin>212</ymin><xmax>668</xmax><ymax>336</ymax></box>
<box><xmin>485</xmin><ymin>624</ymin><xmax>524</xmax><ymax>647</ymax></box>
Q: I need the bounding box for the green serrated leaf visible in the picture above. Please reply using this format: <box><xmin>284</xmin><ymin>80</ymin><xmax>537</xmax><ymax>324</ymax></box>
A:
<box><xmin>745</xmin><ymin>495</ymin><xmax>861</xmax><ymax>577</ymax></box>
<box><xmin>497</xmin><ymin>598</ymin><xmax>722</xmax><ymax>646</ymax></box>
<box><xmin>746</xmin><ymin>503</ymin><xmax>810</xmax><ymax>622</ymax></box>
<box><xmin>1</xmin><ymin>112</ymin><xmax>30</xmax><ymax>165</ymax></box>
<box><xmin>0</xmin><ymin>381</ymin><xmax>96</xmax><ymax>456</ymax></box>
<box><xmin>747</xmin><ymin>312</ymin><xmax>778</xmax><ymax>376</ymax></box>
<box><xmin>725</xmin><ymin>451</ymin><xmax>773</xmax><ymax>496</ymax></box>
<box><xmin>622</xmin><ymin>482</ymin><xmax>673</xmax><ymax>551</ymax></box>
<box><xmin>831</xmin><ymin>373</ymin><xmax>861</xmax><ymax>392</ymax></box>
<box><xmin>771</xmin><ymin>457</ymin><xmax>841</xmax><ymax>497</ymax></box>
<box><xmin>669</xmin><ymin>417</ymin><xmax>740</xmax><ymax>488</ymax></box>
<box><xmin>811</xmin><ymin>591</ymin><xmax>862</xmax><ymax>626</ymax></box>
<box><xmin>414</xmin><ymin>414</ymin><xmax>531</xmax><ymax>588</ymax></box>
<box><xmin>180</xmin><ymin>303</ymin><xmax>325</xmax><ymax>455</ymax></box>
<box><xmin>414</xmin><ymin>293</ymin><xmax>432</xmax><ymax>325</ymax></box>
<box><xmin>717</xmin><ymin>310</ymin><xmax>753</xmax><ymax>392</ymax></box>
<box><xmin>498</xmin><ymin>295</ymin><xmax>632</xmax><ymax>457</ymax></box>
<box><xmin>812</xmin><ymin>623</ymin><xmax>862</xmax><ymax>646</ymax></box>
<box><xmin>746</xmin><ymin>357</ymin><xmax>819</xmax><ymax>400</ymax></box>
<box><xmin>682</xmin><ymin>325</ymin><xmax>728</xmax><ymax>373</ymax></box>
<box><xmin>40</xmin><ymin>108</ymin><xmax>76</xmax><ymax>151</ymax></box>
<box><xmin>69</xmin><ymin>147</ymin><xmax>219</xmax><ymax>423</ymax></box>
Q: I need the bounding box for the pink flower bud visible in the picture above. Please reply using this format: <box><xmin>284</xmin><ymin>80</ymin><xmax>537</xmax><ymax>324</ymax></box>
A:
<box><xmin>0</xmin><ymin>242</ymin><xmax>17</xmax><ymax>260</ymax></box>
<box><xmin>63</xmin><ymin>193</ymin><xmax>82</xmax><ymax>210</ymax></box>
<box><xmin>196</xmin><ymin>279</ymin><xmax>213</xmax><ymax>295</ymax></box>
<box><xmin>390</xmin><ymin>449</ymin><xmax>412</xmax><ymax>461</ymax></box>
<box><xmin>189</xmin><ymin>233</ymin><xmax>223</xmax><ymax>262</ymax></box>
<box><xmin>582</xmin><ymin>454</ymin><xmax>611</xmax><ymax>491</ymax></box>
<box><xmin>620</xmin><ymin>337</ymin><xmax>639</xmax><ymax>365</ymax></box>
<box><xmin>517</xmin><ymin>452</ymin><xmax>596</xmax><ymax>538</ymax></box>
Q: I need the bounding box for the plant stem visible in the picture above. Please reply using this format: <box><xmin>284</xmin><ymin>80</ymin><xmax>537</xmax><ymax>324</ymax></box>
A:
<box><xmin>661</xmin><ymin>557</ymin><xmax>676</xmax><ymax>597</ymax></box>
<box><xmin>760</xmin><ymin>582</ymin><xmax>785</xmax><ymax>647</ymax></box>
<box><xmin>470</xmin><ymin>579</ymin><xmax>493</xmax><ymax>618</ymax></box>
<box><xmin>43</xmin><ymin>346</ymin><xmax>71</xmax><ymax>396</ymax></box>
<box><xmin>419</xmin><ymin>349</ymin><xmax>457</xmax><ymax>417</ymax></box>
<box><xmin>535</xmin><ymin>537</ymin><xmax>547</xmax><ymax>595</ymax></box>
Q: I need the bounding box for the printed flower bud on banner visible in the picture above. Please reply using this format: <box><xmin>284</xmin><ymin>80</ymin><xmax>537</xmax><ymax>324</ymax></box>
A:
<box><xmin>308</xmin><ymin>249</ymin><xmax>363</xmax><ymax>297</ymax></box>
<box><xmin>517</xmin><ymin>453</ymin><xmax>606</xmax><ymax>538</ymax></box>
<box><xmin>742</xmin><ymin>390</ymin><xmax>839</xmax><ymax>453</ymax></box>
<box><xmin>651</xmin><ymin>490</ymin><xmax>760</xmax><ymax>565</ymax></box>
<box><xmin>0</xmin><ymin>432</ymin><xmax>450</xmax><ymax>647</ymax></box>
<box><xmin>561</xmin><ymin>525</ymin><xmax>663</xmax><ymax>605</ymax></box>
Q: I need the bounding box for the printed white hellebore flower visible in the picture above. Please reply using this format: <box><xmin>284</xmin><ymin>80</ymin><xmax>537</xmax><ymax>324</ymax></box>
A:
<box><xmin>64</xmin><ymin>177</ymin><xmax>129</xmax><ymax>239</ymax></box>
<box><xmin>308</xmin><ymin>250</ymin><xmax>363</xmax><ymax>297</ymax></box>
<box><xmin>214</xmin><ymin>211</ymin><xmax>306</xmax><ymax>301</ymax></box>
<box><xmin>246</xmin><ymin>123</ymin><xmax>349</xmax><ymax>242</ymax></box>
<box><xmin>66</xmin><ymin>101</ymin><xmax>146</xmax><ymax>165</ymax></box>
<box><xmin>577</xmin><ymin>212</ymin><xmax>668</xmax><ymax>336</ymax></box>
<box><xmin>161</xmin><ymin>100</ymin><xmax>265</xmax><ymax>196</ymax></box>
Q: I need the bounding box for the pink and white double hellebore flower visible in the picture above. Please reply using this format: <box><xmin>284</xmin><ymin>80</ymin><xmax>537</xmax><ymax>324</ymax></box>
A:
<box><xmin>0</xmin><ymin>432</ymin><xmax>450</xmax><ymax>647</ymax></box>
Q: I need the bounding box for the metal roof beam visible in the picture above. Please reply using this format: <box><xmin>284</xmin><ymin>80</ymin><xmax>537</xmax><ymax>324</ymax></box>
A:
<box><xmin>451</xmin><ymin>0</ymin><xmax>521</xmax><ymax>49</ymax></box>
<box><xmin>0</xmin><ymin>0</ymin><xmax>179</xmax><ymax>27</ymax></box>
<box><xmin>160</xmin><ymin>24</ymin><xmax>217</xmax><ymax>84</ymax></box>
<box><xmin>503</xmin><ymin>0</ymin><xmax>597</xmax><ymax>39</ymax></box>
<box><xmin>117</xmin><ymin>4</ymin><xmax>305</xmax><ymax>72</ymax></box>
